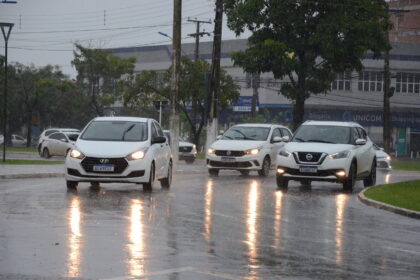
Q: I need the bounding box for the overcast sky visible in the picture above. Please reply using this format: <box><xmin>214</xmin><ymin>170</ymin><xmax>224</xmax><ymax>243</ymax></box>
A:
<box><xmin>0</xmin><ymin>0</ymin><xmax>247</xmax><ymax>77</ymax></box>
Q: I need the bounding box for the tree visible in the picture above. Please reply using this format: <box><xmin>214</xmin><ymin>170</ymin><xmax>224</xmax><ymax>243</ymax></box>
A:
<box><xmin>224</xmin><ymin>0</ymin><xmax>391</xmax><ymax>130</ymax></box>
<box><xmin>122</xmin><ymin>57</ymin><xmax>240</xmax><ymax>147</ymax></box>
<box><xmin>72</xmin><ymin>44</ymin><xmax>136</xmax><ymax>116</ymax></box>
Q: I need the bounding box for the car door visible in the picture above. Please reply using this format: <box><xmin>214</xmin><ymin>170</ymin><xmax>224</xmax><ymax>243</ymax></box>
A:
<box><xmin>149</xmin><ymin>121</ymin><xmax>164</xmax><ymax>178</ymax></box>
<box><xmin>154</xmin><ymin>122</ymin><xmax>170</xmax><ymax>177</ymax></box>
<box><xmin>268</xmin><ymin>127</ymin><xmax>284</xmax><ymax>167</ymax></box>
<box><xmin>48</xmin><ymin>133</ymin><xmax>63</xmax><ymax>155</ymax></box>
<box><xmin>356</xmin><ymin>127</ymin><xmax>373</xmax><ymax>174</ymax></box>
<box><xmin>351</xmin><ymin>127</ymin><xmax>369</xmax><ymax>175</ymax></box>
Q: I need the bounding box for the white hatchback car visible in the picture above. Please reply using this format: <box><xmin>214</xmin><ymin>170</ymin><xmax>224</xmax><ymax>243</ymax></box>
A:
<box><xmin>206</xmin><ymin>123</ymin><xmax>293</xmax><ymax>176</ymax></box>
<box><xmin>276</xmin><ymin>121</ymin><xmax>376</xmax><ymax>190</ymax></box>
<box><xmin>65</xmin><ymin>117</ymin><xmax>172</xmax><ymax>191</ymax></box>
<box><xmin>40</xmin><ymin>131</ymin><xmax>79</xmax><ymax>158</ymax></box>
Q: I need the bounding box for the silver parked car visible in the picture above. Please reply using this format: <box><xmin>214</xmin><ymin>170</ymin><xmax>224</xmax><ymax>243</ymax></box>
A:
<box><xmin>40</xmin><ymin>131</ymin><xmax>79</xmax><ymax>158</ymax></box>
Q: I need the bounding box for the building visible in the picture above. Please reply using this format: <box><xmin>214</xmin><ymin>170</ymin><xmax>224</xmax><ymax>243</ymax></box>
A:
<box><xmin>389</xmin><ymin>0</ymin><xmax>420</xmax><ymax>44</ymax></box>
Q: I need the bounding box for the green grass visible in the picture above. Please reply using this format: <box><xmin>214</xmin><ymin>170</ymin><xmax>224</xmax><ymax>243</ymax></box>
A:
<box><xmin>392</xmin><ymin>160</ymin><xmax>420</xmax><ymax>171</ymax></box>
<box><xmin>364</xmin><ymin>180</ymin><xmax>420</xmax><ymax>212</ymax></box>
<box><xmin>196</xmin><ymin>152</ymin><xmax>205</xmax><ymax>160</ymax></box>
<box><xmin>4</xmin><ymin>147</ymin><xmax>38</xmax><ymax>153</ymax></box>
<box><xmin>0</xmin><ymin>159</ymin><xmax>64</xmax><ymax>165</ymax></box>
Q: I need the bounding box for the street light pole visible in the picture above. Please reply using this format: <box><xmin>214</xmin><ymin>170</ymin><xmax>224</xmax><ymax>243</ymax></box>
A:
<box><xmin>1</xmin><ymin>22</ymin><xmax>13</xmax><ymax>162</ymax></box>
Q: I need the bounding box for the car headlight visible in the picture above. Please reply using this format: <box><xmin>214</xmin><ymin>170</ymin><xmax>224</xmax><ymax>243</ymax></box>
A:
<box><xmin>329</xmin><ymin>150</ymin><xmax>350</xmax><ymax>160</ymax></box>
<box><xmin>70</xmin><ymin>149</ymin><xmax>85</xmax><ymax>159</ymax></box>
<box><xmin>208</xmin><ymin>148</ymin><xmax>215</xmax><ymax>154</ymax></box>
<box><xmin>192</xmin><ymin>144</ymin><xmax>196</xmax><ymax>150</ymax></box>
<box><xmin>127</xmin><ymin>149</ymin><xmax>147</xmax><ymax>161</ymax></box>
<box><xmin>279</xmin><ymin>149</ymin><xmax>291</xmax><ymax>157</ymax></box>
<box><xmin>244</xmin><ymin>148</ymin><xmax>259</xmax><ymax>155</ymax></box>
<box><xmin>386</xmin><ymin>156</ymin><xmax>391</xmax><ymax>161</ymax></box>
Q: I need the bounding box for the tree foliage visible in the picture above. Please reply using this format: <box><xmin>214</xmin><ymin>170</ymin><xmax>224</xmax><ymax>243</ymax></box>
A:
<box><xmin>224</xmin><ymin>0</ymin><xmax>391</xmax><ymax>130</ymax></box>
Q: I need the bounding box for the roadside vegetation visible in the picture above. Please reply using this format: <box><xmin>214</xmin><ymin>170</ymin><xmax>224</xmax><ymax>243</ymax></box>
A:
<box><xmin>365</xmin><ymin>180</ymin><xmax>420</xmax><ymax>212</ymax></box>
<box><xmin>0</xmin><ymin>159</ymin><xmax>63</xmax><ymax>165</ymax></box>
<box><xmin>392</xmin><ymin>160</ymin><xmax>420</xmax><ymax>171</ymax></box>
<box><xmin>5</xmin><ymin>147</ymin><xmax>37</xmax><ymax>153</ymax></box>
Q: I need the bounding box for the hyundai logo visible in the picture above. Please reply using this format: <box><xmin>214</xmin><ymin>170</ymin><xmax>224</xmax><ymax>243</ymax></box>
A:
<box><xmin>226</xmin><ymin>151</ymin><xmax>231</xmax><ymax>156</ymax></box>
<box><xmin>100</xmin><ymin>159</ymin><xmax>109</xmax><ymax>164</ymax></box>
<box><xmin>305</xmin><ymin>153</ymin><xmax>313</xmax><ymax>161</ymax></box>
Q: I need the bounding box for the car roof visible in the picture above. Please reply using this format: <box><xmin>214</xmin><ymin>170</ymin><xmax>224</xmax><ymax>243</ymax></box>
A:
<box><xmin>92</xmin><ymin>116</ymin><xmax>150</xmax><ymax>122</ymax></box>
<box><xmin>233</xmin><ymin>123</ymin><xmax>288</xmax><ymax>128</ymax></box>
<box><xmin>302</xmin><ymin>120</ymin><xmax>363</xmax><ymax>128</ymax></box>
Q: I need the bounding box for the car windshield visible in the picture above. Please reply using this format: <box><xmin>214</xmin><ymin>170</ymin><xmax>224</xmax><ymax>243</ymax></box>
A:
<box><xmin>80</xmin><ymin>121</ymin><xmax>148</xmax><ymax>141</ymax></box>
<box><xmin>222</xmin><ymin>126</ymin><xmax>270</xmax><ymax>141</ymax></box>
<box><xmin>292</xmin><ymin>125</ymin><xmax>351</xmax><ymax>144</ymax></box>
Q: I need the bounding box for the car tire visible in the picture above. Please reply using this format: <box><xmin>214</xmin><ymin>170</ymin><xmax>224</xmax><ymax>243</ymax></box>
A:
<box><xmin>42</xmin><ymin>148</ymin><xmax>51</xmax><ymax>158</ymax></box>
<box><xmin>343</xmin><ymin>162</ymin><xmax>356</xmax><ymax>191</ymax></box>
<box><xmin>160</xmin><ymin>161</ymin><xmax>172</xmax><ymax>189</ymax></box>
<box><xmin>185</xmin><ymin>158</ymin><xmax>195</xmax><ymax>164</ymax></box>
<box><xmin>258</xmin><ymin>156</ymin><xmax>270</xmax><ymax>177</ymax></box>
<box><xmin>38</xmin><ymin>144</ymin><xmax>43</xmax><ymax>157</ymax></box>
<box><xmin>66</xmin><ymin>180</ymin><xmax>78</xmax><ymax>190</ymax></box>
<box><xmin>208</xmin><ymin>168</ymin><xmax>219</xmax><ymax>176</ymax></box>
<box><xmin>143</xmin><ymin>163</ymin><xmax>155</xmax><ymax>191</ymax></box>
<box><xmin>364</xmin><ymin>159</ymin><xmax>377</xmax><ymax>187</ymax></box>
<box><xmin>240</xmin><ymin>170</ymin><xmax>250</xmax><ymax>176</ymax></box>
<box><xmin>276</xmin><ymin>176</ymin><xmax>289</xmax><ymax>189</ymax></box>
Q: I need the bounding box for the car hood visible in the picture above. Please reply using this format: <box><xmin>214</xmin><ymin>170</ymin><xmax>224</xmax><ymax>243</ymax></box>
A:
<box><xmin>179</xmin><ymin>141</ymin><xmax>194</xmax><ymax>147</ymax></box>
<box><xmin>75</xmin><ymin>139</ymin><xmax>149</xmax><ymax>157</ymax></box>
<box><xmin>211</xmin><ymin>140</ymin><xmax>266</xmax><ymax>150</ymax></box>
<box><xmin>284</xmin><ymin>142</ymin><xmax>355</xmax><ymax>155</ymax></box>
<box><xmin>375</xmin><ymin>150</ymin><xmax>389</xmax><ymax>158</ymax></box>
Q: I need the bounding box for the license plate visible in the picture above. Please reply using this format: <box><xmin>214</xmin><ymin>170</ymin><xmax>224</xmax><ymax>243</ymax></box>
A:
<box><xmin>93</xmin><ymin>164</ymin><xmax>114</xmax><ymax>172</ymax></box>
<box><xmin>221</xmin><ymin>156</ymin><xmax>236</xmax><ymax>162</ymax></box>
<box><xmin>299</xmin><ymin>165</ymin><xmax>317</xmax><ymax>173</ymax></box>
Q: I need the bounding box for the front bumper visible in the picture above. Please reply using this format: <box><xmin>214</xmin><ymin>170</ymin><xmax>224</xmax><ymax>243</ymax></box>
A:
<box><xmin>179</xmin><ymin>152</ymin><xmax>196</xmax><ymax>160</ymax></box>
<box><xmin>206</xmin><ymin>153</ymin><xmax>263</xmax><ymax>170</ymax></box>
<box><xmin>377</xmin><ymin>158</ymin><xmax>391</xmax><ymax>169</ymax></box>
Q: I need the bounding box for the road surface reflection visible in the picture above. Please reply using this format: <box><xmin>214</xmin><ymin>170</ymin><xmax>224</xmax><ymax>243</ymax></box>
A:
<box><xmin>66</xmin><ymin>195</ymin><xmax>82</xmax><ymax>278</ymax></box>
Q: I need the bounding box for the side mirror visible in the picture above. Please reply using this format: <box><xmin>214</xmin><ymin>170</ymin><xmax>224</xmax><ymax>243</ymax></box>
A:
<box><xmin>271</xmin><ymin>136</ymin><xmax>282</xmax><ymax>143</ymax></box>
<box><xmin>355</xmin><ymin>138</ymin><xmax>366</xmax><ymax>145</ymax></box>
<box><xmin>281</xmin><ymin>136</ymin><xmax>290</xmax><ymax>143</ymax></box>
<box><xmin>152</xmin><ymin>136</ymin><xmax>167</xmax><ymax>145</ymax></box>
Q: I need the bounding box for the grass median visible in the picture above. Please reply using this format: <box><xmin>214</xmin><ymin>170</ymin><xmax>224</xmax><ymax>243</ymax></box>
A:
<box><xmin>392</xmin><ymin>160</ymin><xmax>420</xmax><ymax>171</ymax></box>
<box><xmin>364</xmin><ymin>180</ymin><xmax>420</xmax><ymax>212</ymax></box>
<box><xmin>0</xmin><ymin>159</ymin><xmax>64</xmax><ymax>165</ymax></box>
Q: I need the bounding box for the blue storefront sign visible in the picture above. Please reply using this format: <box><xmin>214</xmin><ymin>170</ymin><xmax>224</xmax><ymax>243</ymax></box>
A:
<box><xmin>231</xmin><ymin>96</ymin><xmax>258</xmax><ymax>112</ymax></box>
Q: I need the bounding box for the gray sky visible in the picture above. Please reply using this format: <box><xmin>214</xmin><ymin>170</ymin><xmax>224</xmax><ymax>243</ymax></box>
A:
<box><xmin>0</xmin><ymin>0</ymin><xmax>246</xmax><ymax>77</ymax></box>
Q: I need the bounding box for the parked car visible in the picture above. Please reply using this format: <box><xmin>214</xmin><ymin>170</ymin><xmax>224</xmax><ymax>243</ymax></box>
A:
<box><xmin>206</xmin><ymin>123</ymin><xmax>293</xmax><ymax>176</ymax></box>
<box><xmin>276</xmin><ymin>121</ymin><xmax>376</xmax><ymax>190</ymax></box>
<box><xmin>40</xmin><ymin>131</ymin><xmax>79</xmax><ymax>158</ymax></box>
<box><xmin>163</xmin><ymin>130</ymin><xmax>197</xmax><ymax>163</ymax></box>
<box><xmin>374</xmin><ymin>144</ymin><xmax>392</xmax><ymax>169</ymax></box>
<box><xmin>65</xmin><ymin>117</ymin><xmax>172</xmax><ymax>191</ymax></box>
<box><xmin>38</xmin><ymin>128</ymin><xmax>80</xmax><ymax>155</ymax></box>
<box><xmin>10</xmin><ymin>134</ymin><xmax>27</xmax><ymax>147</ymax></box>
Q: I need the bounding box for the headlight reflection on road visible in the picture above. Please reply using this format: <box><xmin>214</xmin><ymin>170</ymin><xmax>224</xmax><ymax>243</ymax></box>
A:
<box><xmin>246</xmin><ymin>180</ymin><xmax>261</xmax><ymax>279</ymax></box>
<box><xmin>66</xmin><ymin>196</ymin><xmax>82</xmax><ymax>278</ymax></box>
<box><xmin>273</xmin><ymin>190</ymin><xmax>284</xmax><ymax>250</ymax></box>
<box><xmin>385</xmin><ymin>174</ymin><xmax>391</xmax><ymax>184</ymax></box>
<box><xmin>335</xmin><ymin>194</ymin><xmax>348</xmax><ymax>265</ymax></box>
<box><xmin>128</xmin><ymin>199</ymin><xmax>145</xmax><ymax>277</ymax></box>
<box><xmin>203</xmin><ymin>180</ymin><xmax>213</xmax><ymax>248</ymax></box>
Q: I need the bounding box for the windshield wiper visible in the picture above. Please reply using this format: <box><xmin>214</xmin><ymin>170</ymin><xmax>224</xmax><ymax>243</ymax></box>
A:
<box><xmin>231</xmin><ymin>129</ymin><xmax>253</xmax><ymax>140</ymax></box>
<box><xmin>122</xmin><ymin>124</ymin><xmax>135</xmax><ymax>140</ymax></box>
<box><xmin>306</xmin><ymin>139</ymin><xmax>334</xmax><ymax>144</ymax></box>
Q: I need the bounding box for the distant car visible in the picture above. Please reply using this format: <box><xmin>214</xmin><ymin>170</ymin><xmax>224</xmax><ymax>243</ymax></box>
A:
<box><xmin>374</xmin><ymin>144</ymin><xmax>392</xmax><ymax>169</ymax></box>
<box><xmin>65</xmin><ymin>117</ymin><xmax>172</xmax><ymax>191</ymax></box>
<box><xmin>163</xmin><ymin>130</ymin><xmax>197</xmax><ymax>163</ymax></box>
<box><xmin>38</xmin><ymin>128</ymin><xmax>80</xmax><ymax>155</ymax></box>
<box><xmin>206</xmin><ymin>123</ymin><xmax>293</xmax><ymax>176</ymax></box>
<box><xmin>40</xmin><ymin>131</ymin><xmax>79</xmax><ymax>158</ymax></box>
<box><xmin>11</xmin><ymin>134</ymin><xmax>27</xmax><ymax>147</ymax></box>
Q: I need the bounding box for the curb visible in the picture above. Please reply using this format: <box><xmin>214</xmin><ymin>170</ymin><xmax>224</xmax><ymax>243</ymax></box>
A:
<box><xmin>358</xmin><ymin>187</ymin><xmax>420</xmax><ymax>219</ymax></box>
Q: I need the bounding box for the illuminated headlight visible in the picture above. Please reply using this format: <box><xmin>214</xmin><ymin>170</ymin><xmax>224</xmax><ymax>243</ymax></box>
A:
<box><xmin>386</xmin><ymin>156</ymin><xmax>391</xmax><ymax>161</ymax></box>
<box><xmin>279</xmin><ymin>149</ymin><xmax>291</xmax><ymax>157</ymax></box>
<box><xmin>336</xmin><ymin>170</ymin><xmax>346</xmax><ymax>177</ymax></box>
<box><xmin>192</xmin><ymin>144</ymin><xmax>196</xmax><ymax>150</ymax></box>
<box><xmin>127</xmin><ymin>150</ymin><xmax>147</xmax><ymax>161</ymax></box>
<box><xmin>244</xmin><ymin>148</ymin><xmax>259</xmax><ymax>155</ymax></box>
<box><xmin>329</xmin><ymin>150</ymin><xmax>350</xmax><ymax>160</ymax></box>
<box><xmin>70</xmin><ymin>149</ymin><xmax>85</xmax><ymax>159</ymax></box>
<box><xmin>208</xmin><ymin>148</ymin><xmax>215</xmax><ymax>154</ymax></box>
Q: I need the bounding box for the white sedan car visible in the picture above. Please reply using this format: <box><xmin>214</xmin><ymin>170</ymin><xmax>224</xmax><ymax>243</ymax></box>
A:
<box><xmin>276</xmin><ymin>121</ymin><xmax>376</xmax><ymax>190</ymax></box>
<box><xmin>206</xmin><ymin>123</ymin><xmax>293</xmax><ymax>176</ymax></box>
<box><xmin>374</xmin><ymin>144</ymin><xmax>392</xmax><ymax>169</ymax></box>
<box><xmin>65</xmin><ymin>117</ymin><xmax>172</xmax><ymax>191</ymax></box>
<box><xmin>40</xmin><ymin>131</ymin><xmax>79</xmax><ymax>158</ymax></box>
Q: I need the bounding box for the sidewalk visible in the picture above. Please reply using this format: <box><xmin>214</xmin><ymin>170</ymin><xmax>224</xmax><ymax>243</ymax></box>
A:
<box><xmin>0</xmin><ymin>164</ymin><xmax>65</xmax><ymax>179</ymax></box>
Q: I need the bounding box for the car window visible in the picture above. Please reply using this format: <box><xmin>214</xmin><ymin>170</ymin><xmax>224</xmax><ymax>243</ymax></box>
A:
<box><xmin>222</xmin><ymin>126</ymin><xmax>270</xmax><ymax>141</ymax></box>
<box><xmin>45</xmin><ymin>130</ymin><xmax>58</xmax><ymax>136</ymax></box>
<box><xmin>151</xmin><ymin>122</ymin><xmax>158</xmax><ymax>139</ymax></box>
<box><xmin>80</xmin><ymin>121</ymin><xmax>148</xmax><ymax>141</ymax></box>
<box><xmin>153</xmin><ymin>122</ymin><xmax>164</xmax><ymax>137</ymax></box>
<box><xmin>351</xmin><ymin>127</ymin><xmax>361</xmax><ymax>143</ymax></box>
<box><xmin>50</xmin><ymin>133</ymin><xmax>64</xmax><ymax>140</ymax></box>
<box><xmin>357</xmin><ymin>127</ymin><xmax>367</xmax><ymax>140</ymax></box>
<box><xmin>292</xmin><ymin>125</ymin><xmax>351</xmax><ymax>144</ymax></box>
<box><xmin>66</xmin><ymin>133</ymin><xmax>79</xmax><ymax>141</ymax></box>
<box><xmin>271</xmin><ymin>128</ymin><xmax>281</xmax><ymax>140</ymax></box>
<box><xmin>16</xmin><ymin>135</ymin><xmax>24</xmax><ymax>141</ymax></box>
<box><xmin>281</xmin><ymin>128</ymin><xmax>292</xmax><ymax>138</ymax></box>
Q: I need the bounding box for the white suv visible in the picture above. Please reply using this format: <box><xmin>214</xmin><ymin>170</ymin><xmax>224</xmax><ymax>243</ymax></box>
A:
<box><xmin>206</xmin><ymin>123</ymin><xmax>292</xmax><ymax>176</ymax></box>
<box><xmin>65</xmin><ymin>117</ymin><xmax>172</xmax><ymax>191</ymax></box>
<box><xmin>276</xmin><ymin>121</ymin><xmax>376</xmax><ymax>190</ymax></box>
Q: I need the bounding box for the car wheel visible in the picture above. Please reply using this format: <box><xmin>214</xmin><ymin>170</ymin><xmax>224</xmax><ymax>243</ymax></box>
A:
<box><xmin>258</xmin><ymin>156</ymin><xmax>270</xmax><ymax>177</ymax></box>
<box><xmin>208</xmin><ymin>168</ymin><xmax>219</xmax><ymax>176</ymax></box>
<box><xmin>66</xmin><ymin>180</ymin><xmax>78</xmax><ymax>190</ymax></box>
<box><xmin>240</xmin><ymin>170</ymin><xmax>250</xmax><ymax>176</ymax></box>
<box><xmin>185</xmin><ymin>158</ymin><xmax>195</xmax><ymax>164</ymax></box>
<box><xmin>42</xmin><ymin>148</ymin><xmax>51</xmax><ymax>158</ymax></box>
<box><xmin>363</xmin><ymin>159</ymin><xmax>376</xmax><ymax>187</ymax></box>
<box><xmin>38</xmin><ymin>144</ymin><xmax>43</xmax><ymax>157</ymax></box>
<box><xmin>276</xmin><ymin>176</ymin><xmax>289</xmax><ymax>189</ymax></box>
<box><xmin>143</xmin><ymin>163</ymin><xmax>155</xmax><ymax>191</ymax></box>
<box><xmin>343</xmin><ymin>162</ymin><xmax>356</xmax><ymax>191</ymax></box>
<box><xmin>160</xmin><ymin>161</ymin><xmax>172</xmax><ymax>189</ymax></box>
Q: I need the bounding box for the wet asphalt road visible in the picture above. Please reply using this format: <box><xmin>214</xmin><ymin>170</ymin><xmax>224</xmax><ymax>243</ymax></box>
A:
<box><xmin>1</xmin><ymin>163</ymin><xmax>420</xmax><ymax>280</ymax></box>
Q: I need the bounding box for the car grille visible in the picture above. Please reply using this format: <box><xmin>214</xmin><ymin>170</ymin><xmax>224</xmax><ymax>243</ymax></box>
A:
<box><xmin>215</xmin><ymin>150</ymin><xmax>245</xmax><ymax>157</ymax></box>
<box><xmin>377</xmin><ymin>161</ymin><xmax>390</xmax><ymax>168</ymax></box>
<box><xmin>281</xmin><ymin>167</ymin><xmax>341</xmax><ymax>177</ymax></box>
<box><xmin>179</xmin><ymin>146</ymin><xmax>193</xmax><ymax>153</ymax></box>
<box><xmin>209</xmin><ymin>160</ymin><xmax>252</xmax><ymax>168</ymax></box>
<box><xmin>81</xmin><ymin>157</ymin><xmax>128</xmax><ymax>174</ymax></box>
<box><xmin>68</xmin><ymin>168</ymin><xmax>144</xmax><ymax>178</ymax></box>
<box><xmin>294</xmin><ymin>152</ymin><xmax>325</xmax><ymax>164</ymax></box>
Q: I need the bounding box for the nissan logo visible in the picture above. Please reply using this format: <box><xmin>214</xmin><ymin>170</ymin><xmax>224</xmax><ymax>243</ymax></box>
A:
<box><xmin>100</xmin><ymin>159</ymin><xmax>109</xmax><ymax>164</ymax></box>
<box><xmin>226</xmin><ymin>151</ymin><xmax>231</xmax><ymax>156</ymax></box>
<box><xmin>305</xmin><ymin>153</ymin><xmax>313</xmax><ymax>161</ymax></box>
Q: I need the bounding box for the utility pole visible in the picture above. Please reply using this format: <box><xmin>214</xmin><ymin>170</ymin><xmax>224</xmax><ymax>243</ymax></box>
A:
<box><xmin>205</xmin><ymin>0</ymin><xmax>223</xmax><ymax>153</ymax></box>
<box><xmin>187</xmin><ymin>18</ymin><xmax>211</xmax><ymax>61</ymax></box>
<box><xmin>170</xmin><ymin>0</ymin><xmax>182</xmax><ymax>169</ymax></box>
<box><xmin>251</xmin><ymin>73</ymin><xmax>260</xmax><ymax>121</ymax></box>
